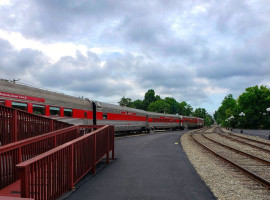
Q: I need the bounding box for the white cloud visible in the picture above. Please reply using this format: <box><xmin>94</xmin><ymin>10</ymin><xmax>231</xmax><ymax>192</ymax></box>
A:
<box><xmin>0</xmin><ymin>29</ymin><xmax>89</xmax><ymax>62</ymax></box>
<box><xmin>0</xmin><ymin>0</ymin><xmax>11</xmax><ymax>6</ymax></box>
<box><xmin>203</xmin><ymin>87</ymin><xmax>229</xmax><ymax>95</ymax></box>
<box><xmin>191</xmin><ymin>5</ymin><xmax>208</xmax><ymax>14</ymax></box>
<box><xmin>0</xmin><ymin>29</ymin><xmax>124</xmax><ymax>63</ymax></box>
<box><xmin>89</xmin><ymin>47</ymin><xmax>124</xmax><ymax>55</ymax></box>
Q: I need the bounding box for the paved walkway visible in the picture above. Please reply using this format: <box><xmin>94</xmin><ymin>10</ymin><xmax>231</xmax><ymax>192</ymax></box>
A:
<box><xmin>67</xmin><ymin>130</ymin><xmax>216</xmax><ymax>200</ymax></box>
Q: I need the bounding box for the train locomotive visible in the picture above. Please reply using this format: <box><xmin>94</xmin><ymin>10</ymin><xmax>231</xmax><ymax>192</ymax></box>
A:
<box><xmin>0</xmin><ymin>79</ymin><xmax>204</xmax><ymax>133</ymax></box>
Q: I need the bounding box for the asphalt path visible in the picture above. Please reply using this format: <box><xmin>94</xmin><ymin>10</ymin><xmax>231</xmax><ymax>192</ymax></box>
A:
<box><xmin>67</xmin><ymin>130</ymin><xmax>216</xmax><ymax>200</ymax></box>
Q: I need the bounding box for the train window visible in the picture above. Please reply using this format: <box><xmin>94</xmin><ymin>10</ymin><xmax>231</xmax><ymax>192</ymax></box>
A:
<box><xmin>103</xmin><ymin>113</ymin><xmax>107</xmax><ymax>120</ymax></box>
<box><xmin>0</xmin><ymin>100</ymin><xmax>5</xmax><ymax>105</ymax></box>
<box><xmin>33</xmin><ymin>104</ymin><xmax>45</xmax><ymax>115</ymax></box>
<box><xmin>84</xmin><ymin>112</ymin><xmax>87</xmax><ymax>118</ymax></box>
<box><xmin>12</xmin><ymin>102</ymin><xmax>27</xmax><ymax>111</ymax></box>
<box><xmin>50</xmin><ymin>107</ymin><xmax>60</xmax><ymax>116</ymax></box>
<box><xmin>64</xmin><ymin>108</ymin><xmax>73</xmax><ymax>117</ymax></box>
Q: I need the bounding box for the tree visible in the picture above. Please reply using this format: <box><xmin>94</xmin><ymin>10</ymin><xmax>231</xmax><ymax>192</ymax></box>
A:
<box><xmin>214</xmin><ymin>94</ymin><xmax>237</xmax><ymax>126</ymax></box>
<box><xmin>148</xmin><ymin>99</ymin><xmax>170</xmax><ymax>113</ymax></box>
<box><xmin>194</xmin><ymin>108</ymin><xmax>214</xmax><ymax>126</ymax></box>
<box><xmin>133</xmin><ymin>99</ymin><xmax>144</xmax><ymax>110</ymax></box>
<box><xmin>164</xmin><ymin>97</ymin><xmax>179</xmax><ymax>114</ymax></box>
<box><xmin>178</xmin><ymin>101</ymin><xmax>193</xmax><ymax>116</ymax></box>
<box><xmin>238</xmin><ymin>85</ymin><xmax>270</xmax><ymax>129</ymax></box>
<box><xmin>143</xmin><ymin>89</ymin><xmax>160</xmax><ymax>110</ymax></box>
<box><xmin>118</xmin><ymin>96</ymin><xmax>133</xmax><ymax>107</ymax></box>
<box><xmin>193</xmin><ymin>108</ymin><xmax>207</xmax><ymax>119</ymax></box>
<box><xmin>204</xmin><ymin>114</ymin><xmax>214</xmax><ymax>126</ymax></box>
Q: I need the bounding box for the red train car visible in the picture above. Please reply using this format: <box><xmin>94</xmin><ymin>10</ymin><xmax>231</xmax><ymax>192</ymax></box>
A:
<box><xmin>0</xmin><ymin>79</ymin><xmax>204</xmax><ymax>132</ymax></box>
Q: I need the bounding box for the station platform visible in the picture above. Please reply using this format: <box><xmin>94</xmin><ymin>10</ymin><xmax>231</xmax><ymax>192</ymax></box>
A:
<box><xmin>66</xmin><ymin>130</ymin><xmax>216</xmax><ymax>200</ymax></box>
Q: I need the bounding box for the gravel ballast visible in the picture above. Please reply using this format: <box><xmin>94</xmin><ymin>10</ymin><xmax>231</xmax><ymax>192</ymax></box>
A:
<box><xmin>181</xmin><ymin>131</ymin><xmax>270</xmax><ymax>200</ymax></box>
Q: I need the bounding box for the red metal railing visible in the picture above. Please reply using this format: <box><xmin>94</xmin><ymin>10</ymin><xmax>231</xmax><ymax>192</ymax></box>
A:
<box><xmin>0</xmin><ymin>105</ymin><xmax>71</xmax><ymax>146</ymax></box>
<box><xmin>0</xmin><ymin>125</ymin><xmax>103</xmax><ymax>190</ymax></box>
<box><xmin>17</xmin><ymin>125</ymin><xmax>114</xmax><ymax>200</ymax></box>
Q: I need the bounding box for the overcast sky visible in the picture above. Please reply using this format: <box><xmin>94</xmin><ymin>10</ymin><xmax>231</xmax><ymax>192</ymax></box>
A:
<box><xmin>0</xmin><ymin>0</ymin><xmax>269</xmax><ymax>114</ymax></box>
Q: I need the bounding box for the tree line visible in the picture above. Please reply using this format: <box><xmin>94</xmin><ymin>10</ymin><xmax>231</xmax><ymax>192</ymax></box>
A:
<box><xmin>118</xmin><ymin>89</ymin><xmax>214</xmax><ymax>126</ymax></box>
<box><xmin>214</xmin><ymin>85</ymin><xmax>270</xmax><ymax>129</ymax></box>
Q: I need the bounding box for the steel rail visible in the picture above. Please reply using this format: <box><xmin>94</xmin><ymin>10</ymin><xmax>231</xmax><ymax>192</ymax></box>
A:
<box><xmin>212</xmin><ymin>127</ymin><xmax>224</xmax><ymax>133</ymax></box>
<box><xmin>228</xmin><ymin>132</ymin><xmax>270</xmax><ymax>147</ymax></box>
<box><xmin>219</xmin><ymin>134</ymin><xmax>270</xmax><ymax>153</ymax></box>
<box><xmin>202</xmin><ymin>134</ymin><xmax>270</xmax><ymax>166</ymax></box>
<box><xmin>191</xmin><ymin>133</ymin><xmax>270</xmax><ymax>190</ymax></box>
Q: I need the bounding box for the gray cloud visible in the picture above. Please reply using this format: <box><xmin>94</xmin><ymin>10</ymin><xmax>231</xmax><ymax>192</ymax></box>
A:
<box><xmin>0</xmin><ymin>39</ymin><xmax>46</xmax><ymax>76</ymax></box>
<box><xmin>1</xmin><ymin>0</ymin><xmax>270</xmax><ymax>113</ymax></box>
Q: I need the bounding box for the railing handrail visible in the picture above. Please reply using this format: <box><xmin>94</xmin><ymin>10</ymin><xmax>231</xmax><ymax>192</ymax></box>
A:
<box><xmin>0</xmin><ymin>125</ymin><xmax>79</xmax><ymax>153</ymax></box>
<box><xmin>0</xmin><ymin>125</ymin><xmax>105</xmax><ymax>154</ymax></box>
<box><xmin>0</xmin><ymin>104</ymin><xmax>72</xmax><ymax>145</ymax></box>
<box><xmin>0</xmin><ymin>104</ymin><xmax>71</xmax><ymax>124</ymax></box>
<box><xmin>17</xmin><ymin>125</ymin><xmax>109</xmax><ymax>168</ymax></box>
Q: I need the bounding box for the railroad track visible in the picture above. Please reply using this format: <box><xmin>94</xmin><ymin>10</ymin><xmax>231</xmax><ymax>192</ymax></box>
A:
<box><xmin>212</xmin><ymin>126</ymin><xmax>224</xmax><ymax>133</ymax></box>
<box><xmin>217</xmin><ymin>132</ymin><xmax>270</xmax><ymax>154</ymax></box>
<box><xmin>191</xmin><ymin>132</ymin><xmax>270</xmax><ymax>190</ymax></box>
<box><xmin>228</xmin><ymin>133</ymin><xmax>270</xmax><ymax>150</ymax></box>
<box><xmin>213</xmin><ymin>127</ymin><xmax>270</xmax><ymax>153</ymax></box>
<box><xmin>192</xmin><ymin>127</ymin><xmax>211</xmax><ymax>133</ymax></box>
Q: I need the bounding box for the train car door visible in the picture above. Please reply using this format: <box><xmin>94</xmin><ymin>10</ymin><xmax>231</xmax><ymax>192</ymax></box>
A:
<box><xmin>146</xmin><ymin>114</ymin><xmax>149</xmax><ymax>131</ymax></box>
<box><xmin>92</xmin><ymin>102</ymin><xmax>97</xmax><ymax>125</ymax></box>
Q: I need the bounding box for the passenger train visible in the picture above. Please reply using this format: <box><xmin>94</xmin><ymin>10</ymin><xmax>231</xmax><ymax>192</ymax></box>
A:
<box><xmin>0</xmin><ymin>79</ymin><xmax>204</xmax><ymax>133</ymax></box>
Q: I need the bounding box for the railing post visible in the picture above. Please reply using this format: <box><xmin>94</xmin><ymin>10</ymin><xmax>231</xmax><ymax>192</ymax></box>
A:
<box><xmin>92</xmin><ymin>133</ymin><xmax>96</xmax><ymax>174</ymax></box>
<box><xmin>20</xmin><ymin>165</ymin><xmax>29</xmax><ymax>198</ymax></box>
<box><xmin>69</xmin><ymin>145</ymin><xmax>74</xmax><ymax>190</ymax></box>
<box><xmin>12</xmin><ymin>109</ymin><xmax>18</xmax><ymax>142</ymax></box>
<box><xmin>112</xmin><ymin>126</ymin><xmax>115</xmax><ymax>160</ymax></box>
<box><xmin>76</xmin><ymin>128</ymin><xmax>79</xmax><ymax>138</ymax></box>
<box><xmin>106</xmin><ymin>127</ymin><xmax>109</xmax><ymax>164</ymax></box>
<box><xmin>18</xmin><ymin>147</ymin><xmax>22</xmax><ymax>163</ymax></box>
<box><xmin>50</xmin><ymin>120</ymin><xmax>54</xmax><ymax>132</ymax></box>
<box><xmin>54</xmin><ymin>135</ymin><xmax>57</xmax><ymax>148</ymax></box>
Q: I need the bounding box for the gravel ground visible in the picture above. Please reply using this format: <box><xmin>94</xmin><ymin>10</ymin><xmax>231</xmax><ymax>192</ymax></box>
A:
<box><xmin>181</xmin><ymin>131</ymin><xmax>270</xmax><ymax>200</ymax></box>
